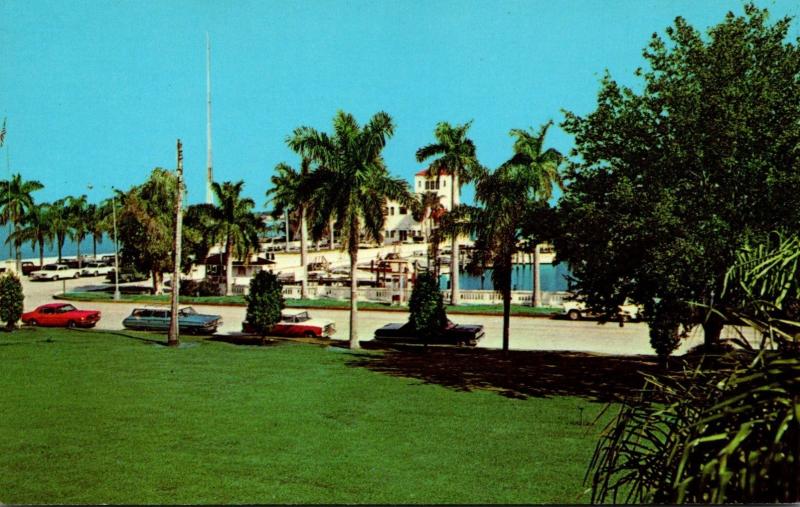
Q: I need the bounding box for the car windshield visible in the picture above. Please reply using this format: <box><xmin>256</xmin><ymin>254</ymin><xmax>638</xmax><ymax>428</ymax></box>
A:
<box><xmin>42</xmin><ymin>264</ymin><xmax>58</xmax><ymax>271</ymax></box>
<box><xmin>58</xmin><ymin>304</ymin><xmax>77</xmax><ymax>313</ymax></box>
<box><xmin>178</xmin><ymin>307</ymin><xmax>197</xmax><ymax>316</ymax></box>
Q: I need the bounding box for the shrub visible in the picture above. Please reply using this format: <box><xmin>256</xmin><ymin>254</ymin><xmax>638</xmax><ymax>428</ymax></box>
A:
<box><xmin>409</xmin><ymin>271</ymin><xmax>447</xmax><ymax>343</ymax></box>
<box><xmin>0</xmin><ymin>272</ymin><xmax>23</xmax><ymax>330</ymax></box>
<box><xmin>245</xmin><ymin>271</ymin><xmax>284</xmax><ymax>342</ymax></box>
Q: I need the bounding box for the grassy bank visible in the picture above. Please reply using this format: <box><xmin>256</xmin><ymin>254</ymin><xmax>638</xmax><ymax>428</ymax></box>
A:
<box><xmin>0</xmin><ymin>328</ymin><xmax>609</xmax><ymax>504</ymax></box>
<box><xmin>56</xmin><ymin>291</ymin><xmax>560</xmax><ymax>316</ymax></box>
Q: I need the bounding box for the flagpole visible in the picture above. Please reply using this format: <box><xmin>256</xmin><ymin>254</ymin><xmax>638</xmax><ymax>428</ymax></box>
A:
<box><xmin>206</xmin><ymin>33</ymin><xmax>213</xmax><ymax>204</ymax></box>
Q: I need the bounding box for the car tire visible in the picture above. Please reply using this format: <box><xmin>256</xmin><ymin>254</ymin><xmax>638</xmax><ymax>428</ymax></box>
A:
<box><xmin>29</xmin><ymin>319</ymin><xmax>38</xmax><ymax>326</ymax></box>
<box><xmin>304</xmin><ymin>331</ymin><xmax>316</xmax><ymax>338</ymax></box>
<box><xmin>567</xmin><ymin>309</ymin><xmax>581</xmax><ymax>321</ymax></box>
<box><xmin>67</xmin><ymin>320</ymin><xmax>76</xmax><ymax>329</ymax></box>
<box><xmin>53</xmin><ymin>275</ymin><xmax>59</xmax><ymax>281</ymax></box>
<box><xmin>74</xmin><ymin>273</ymin><xmax>80</xmax><ymax>279</ymax></box>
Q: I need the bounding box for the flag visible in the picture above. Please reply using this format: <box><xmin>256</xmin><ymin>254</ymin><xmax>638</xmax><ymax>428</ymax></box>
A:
<box><xmin>0</xmin><ymin>118</ymin><xmax>6</xmax><ymax>147</ymax></box>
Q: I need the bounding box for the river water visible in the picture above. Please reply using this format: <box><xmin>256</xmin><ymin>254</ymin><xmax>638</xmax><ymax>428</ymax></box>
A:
<box><xmin>439</xmin><ymin>263</ymin><xmax>572</xmax><ymax>292</ymax></box>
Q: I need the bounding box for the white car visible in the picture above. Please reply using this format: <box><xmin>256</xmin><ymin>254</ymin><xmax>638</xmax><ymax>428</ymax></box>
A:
<box><xmin>562</xmin><ymin>300</ymin><xmax>643</xmax><ymax>322</ymax></box>
<box><xmin>30</xmin><ymin>263</ymin><xmax>81</xmax><ymax>281</ymax></box>
<box><xmin>80</xmin><ymin>262</ymin><xmax>115</xmax><ymax>277</ymax></box>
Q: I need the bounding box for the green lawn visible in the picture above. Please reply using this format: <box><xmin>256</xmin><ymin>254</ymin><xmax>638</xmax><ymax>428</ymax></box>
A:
<box><xmin>58</xmin><ymin>291</ymin><xmax>561</xmax><ymax>316</ymax></box>
<box><xmin>0</xmin><ymin>328</ymin><xmax>610</xmax><ymax>504</ymax></box>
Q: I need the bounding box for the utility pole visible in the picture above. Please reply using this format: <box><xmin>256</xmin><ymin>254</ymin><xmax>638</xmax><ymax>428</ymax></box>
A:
<box><xmin>168</xmin><ymin>139</ymin><xmax>184</xmax><ymax>347</ymax></box>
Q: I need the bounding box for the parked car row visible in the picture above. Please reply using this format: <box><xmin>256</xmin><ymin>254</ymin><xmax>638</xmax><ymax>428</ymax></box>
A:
<box><xmin>27</xmin><ymin>260</ymin><xmax>119</xmax><ymax>281</ymax></box>
<box><xmin>22</xmin><ymin>303</ymin><xmax>223</xmax><ymax>335</ymax></box>
<box><xmin>20</xmin><ymin>303</ymin><xmax>486</xmax><ymax>346</ymax></box>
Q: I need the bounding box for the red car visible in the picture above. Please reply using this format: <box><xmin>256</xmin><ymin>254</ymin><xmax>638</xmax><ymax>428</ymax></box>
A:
<box><xmin>242</xmin><ymin>309</ymin><xmax>335</xmax><ymax>338</ymax></box>
<box><xmin>22</xmin><ymin>303</ymin><xmax>101</xmax><ymax>328</ymax></box>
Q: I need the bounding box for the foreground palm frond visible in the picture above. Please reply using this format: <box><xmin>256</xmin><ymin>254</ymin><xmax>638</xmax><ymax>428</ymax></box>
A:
<box><xmin>587</xmin><ymin>231</ymin><xmax>800</xmax><ymax>504</ymax></box>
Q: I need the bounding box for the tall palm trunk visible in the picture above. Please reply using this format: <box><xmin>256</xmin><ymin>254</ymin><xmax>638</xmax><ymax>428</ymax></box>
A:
<box><xmin>450</xmin><ymin>173</ymin><xmax>460</xmax><ymax>305</ymax></box>
<box><xmin>38</xmin><ymin>237</ymin><xmax>44</xmax><ymax>267</ymax></box>
<box><xmin>224</xmin><ymin>234</ymin><xmax>233</xmax><ymax>296</ymax></box>
<box><xmin>348</xmin><ymin>222</ymin><xmax>360</xmax><ymax>350</ymax></box>
<box><xmin>92</xmin><ymin>236</ymin><xmax>97</xmax><ymax>259</ymax></box>
<box><xmin>152</xmin><ymin>271</ymin><xmax>163</xmax><ymax>295</ymax></box>
<box><xmin>532</xmin><ymin>243</ymin><xmax>542</xmax><ymax>307</ymax></box>
<box><xmin>76</xmin><ymin>237</ymin><xmax>82</xmax><ymax>268</ymax></box>
<box><xmin>502</xmin><ymin>259</ymin><xmax>512</xmax><ymax>353</ymax></box>
<box><xmin>300</xmin><ymin>205</ymin><xmax>308</xmax><ymax>299</ymax></box>
<box><xmin>57</xmin><ymin>233</ymin><xmax>65</xmax><ymax>263</ymax></box>
<box><xmin>284</xmin><ymin>211</ymin><xmax>290</xmax><ymax>253</ymax></box>
<box><xmin>329</xmin><ymin>217</ymin><xmax>334</xmax><ymax>249</ymax></box>
<box><xmin>13</xmin><ymin>221</ymin><xmax>21</xmax><ymax>274</ymax></box>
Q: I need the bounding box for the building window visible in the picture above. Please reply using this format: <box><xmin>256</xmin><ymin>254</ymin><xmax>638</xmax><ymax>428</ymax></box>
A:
<box><xmin>399</xmin><ymin>207</ymin><xmax>407</xmax><ymax>215</ymax></box>
<box><xmin>418</xmin><ymin>180</ymin><xmax>422</xmax><ymax>188</ymax></box>
<box><xmin>389</xmin><ymin>207</ymin><xmax>394</xmax><ymax>215</ymax></box>
<box><xmin>443</xmin><ymin>179</ymin><xmax>446</xmax><ymax>187</ymax></box>
<box><xmin>435</xmin><ymin>180</ymin><xmax>440</xmax><ymax>189</ymax></box>
<box><xmin>425</xmin><ymin>181</ymin><xmax>430</xmax><ymax>190</ymax></box>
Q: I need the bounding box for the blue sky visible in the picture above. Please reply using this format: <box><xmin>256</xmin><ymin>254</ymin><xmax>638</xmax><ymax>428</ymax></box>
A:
<box><xmin>2</xmin><ymin>0</ymin><xmax>798</xmax><ymax>209</ymax></box>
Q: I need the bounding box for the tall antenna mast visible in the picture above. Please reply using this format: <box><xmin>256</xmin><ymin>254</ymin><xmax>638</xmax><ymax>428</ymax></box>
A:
<box><xmin>206</xmin><ymin>32</ymin><xmax>213</xmax><ymax>204</ymax></box>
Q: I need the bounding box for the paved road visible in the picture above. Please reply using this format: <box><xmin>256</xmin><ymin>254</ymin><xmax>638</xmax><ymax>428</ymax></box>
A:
<box><xmin>22</xmin><ymin>275</ymin><xmax>751</xmax><ymax>356</ymax></box>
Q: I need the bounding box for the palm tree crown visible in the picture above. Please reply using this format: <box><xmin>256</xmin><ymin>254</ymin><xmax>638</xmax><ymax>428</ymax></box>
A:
<box><xmin>415</xmin><ymin>121</ymin><xmax>482</xmax><ymax>305</ymax></box>
<box><xmin>289</xmin><ymin>110</ymin><xmax>412</xmax><ymax>348</ymax></box>
<box><xmin>210</xmin><ymin>180</ymin><xmax>264</xmax><ymax>296</ymax></box>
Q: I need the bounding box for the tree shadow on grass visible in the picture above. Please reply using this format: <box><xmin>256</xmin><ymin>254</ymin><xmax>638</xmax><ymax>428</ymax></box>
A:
<box><xmin>346</xmin><ymin>343</ymin><xmax>664</xmax><ymax>402</ymax></box>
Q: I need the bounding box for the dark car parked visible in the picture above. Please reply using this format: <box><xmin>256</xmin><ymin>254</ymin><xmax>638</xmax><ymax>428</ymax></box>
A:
<box><xmin>374</xmin><ymin>319</ymin><xmax>485</xmax><ymax>346</ymax></box>
<box><xmin>21</xmin><ymin>261</ymin><xmax>40</xmax><ymax>276</ymax></box>
<box><xmin>122</xmin><ymin>306</ymin><xmax>222</xmax><ymax>335</ymax></box>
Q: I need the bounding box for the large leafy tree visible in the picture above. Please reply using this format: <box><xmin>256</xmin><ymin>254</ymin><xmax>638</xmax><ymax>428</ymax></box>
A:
<box><xmin>208</xmin><ymin>181</ymin><xmax>263</xmax><ymax>296</ymax></box>
<box><xmin>118</xmin><ymin>168</ymin><xmax>177</xmax><ymax>294</ymax></box>
<box><xmin>0</xmin><ymin>173</ymin><xmax>44</xmax><ymax>272</ymax></box>
<box><xmin>266</xmin><ymin>159</ymin><xmax>311</xmax><ymax>298</ymax></box>
<box><xmin>416</xmin><ymin>121</ymin><xmax>482</xmax><ymax>305</ymax></box>
<box><xmin>555</xmin><ymin>5</ymin><xmax>800</xmax><ymax>358</ymax></box>
<box><xmin>290</xmin><ymin>110</ymin><xmax>412</xmax><ymax>349</ymax></box>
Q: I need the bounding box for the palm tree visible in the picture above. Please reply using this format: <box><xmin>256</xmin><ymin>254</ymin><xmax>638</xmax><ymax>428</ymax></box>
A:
<box><xmin>442</xmin><ymin>123</ymin><xmax>562</xmax><ymax>352</ymax></box>
<box><xmin>0</xmin><ymin>173</ymin><xmax>44</xmax><ymax>272</ymax></box>
<box><xmin>266</xmin><ymin>158</ymin><xmax>312</xmax><ymax>298</ymax></box>
<box><xmin>66</xmin><ymin>195</ymin><xmax>89</xmax><ymax>268</ymax></box>
<box><xmin>49</xmin><ymin>198</ymin><xmax>70</xmax><ymax>263</ymax></box>
<box><xmin>86</xmin><ymin>203</ymin><xmax>105</xmax><ymax>260</ymax></box>
<box><xmin>289</xmin><ymin>110</ymin><xmax>412</xmax><ymax>349</ymax></box>
<box><xmin>506</xmin><ymin>121</ymin><xmax>564</xmax><ymax>307</ymax></box>
<box><xmin>209</xmin><ymin>181</ymin><xmax>263</xmax><ymax>296</ymax></box>
<box><xmin>8</xmin><ymin>202</ymin><xmax>52</xmax><ymax>268</ymax></box>
<box><xmin>415</xmin><ymin>121</ymin><xmax>481</xmax><ymax>305</ymax></box>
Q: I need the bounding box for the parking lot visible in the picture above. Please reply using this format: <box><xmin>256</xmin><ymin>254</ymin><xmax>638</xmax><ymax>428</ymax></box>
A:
<box><xmin>18</xmin><ymin>273</ymin><xmax>749</xmax><ymax>356</ymax></box>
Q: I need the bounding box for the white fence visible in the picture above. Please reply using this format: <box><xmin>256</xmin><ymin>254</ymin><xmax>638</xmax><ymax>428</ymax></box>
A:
<box><xmin>265</xmin><ymin>284</ymin><xmax>571</xmax><ymax>307</ymax></box>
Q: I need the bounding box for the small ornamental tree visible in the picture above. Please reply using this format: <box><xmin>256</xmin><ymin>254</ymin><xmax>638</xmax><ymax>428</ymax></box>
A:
<box><xmin>408</xmin><ymin>271</ymin><xmax>447</xmax><ymax>346</ymax></box>
<box><xmin>0</xmin><ymin>272</ymin><xmax>23</xmax><ymax>330</ymax></box>
<box><xmin>244</xmin><ymin>270</ymin><xmax>284</xmax><ymax>343</ymax></box>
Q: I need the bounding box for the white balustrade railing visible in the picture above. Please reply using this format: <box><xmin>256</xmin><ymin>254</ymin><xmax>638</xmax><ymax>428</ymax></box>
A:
<box><xmin>268</xmin><ymin>284</ymin><xmax>571</xmax><ymax>308</ymax></box>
